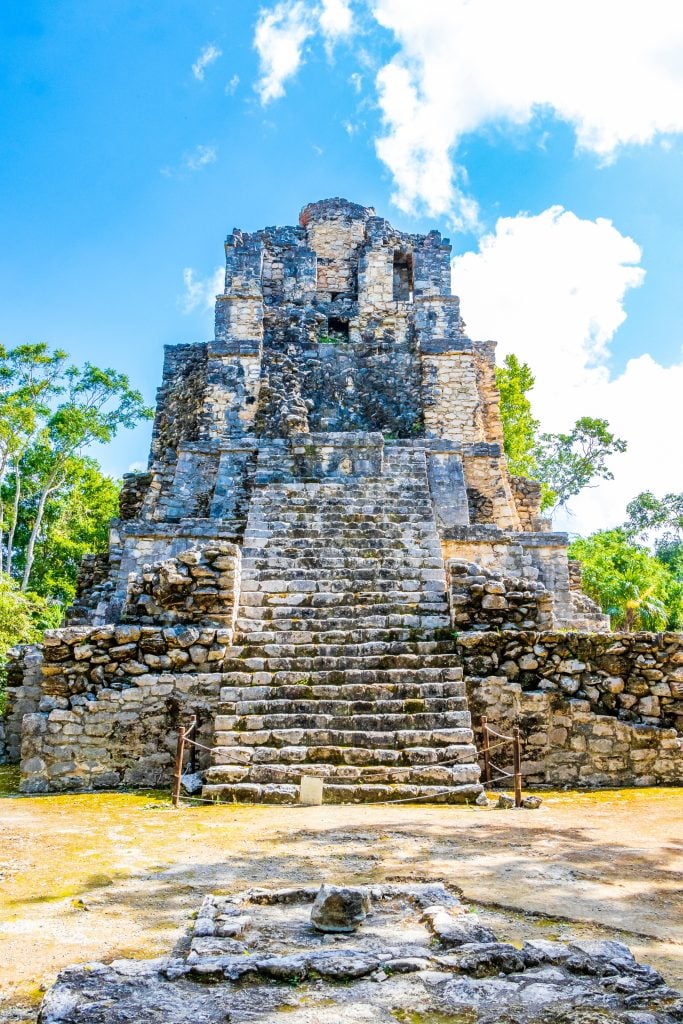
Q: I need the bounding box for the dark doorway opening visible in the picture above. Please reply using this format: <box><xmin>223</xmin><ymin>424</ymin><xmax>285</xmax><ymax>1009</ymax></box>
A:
<box><xmin>393</xmin><ymin>251</ymin><xmax>414</xmax><ymax>302</ymax></box>
<box><xmin>326</xmin><ymin>317</ymin><xmax>350</xmax><ymax>342</ymax></box>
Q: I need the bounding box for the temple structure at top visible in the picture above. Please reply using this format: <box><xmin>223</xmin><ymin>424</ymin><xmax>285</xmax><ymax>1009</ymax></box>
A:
<box><xmin>72</xmin><ymin>196</ymin><xmax>605</xmax><ymax>632</ymax></box>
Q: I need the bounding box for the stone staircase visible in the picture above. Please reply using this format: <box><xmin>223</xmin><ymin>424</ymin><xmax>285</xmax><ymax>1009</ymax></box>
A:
<box><xmin>202</xmin><ymin>443</ymin><xmax>483</xmax><ymax>804</ymax></box>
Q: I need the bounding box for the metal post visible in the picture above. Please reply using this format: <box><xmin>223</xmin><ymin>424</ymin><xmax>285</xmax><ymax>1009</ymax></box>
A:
<box><xmin>480</xmin><ymin>715</ymin><xmax>491</xmax><ymax>786</ymax></box>
<box><xmin>172</xmin><ymin>726</ymin><xmax>186</xmax><ymax>808</ymax></box>
<box><xmin>512</xmin><ymin>726</ymin><xmax>522</xmax><ymax>808</ymax></box>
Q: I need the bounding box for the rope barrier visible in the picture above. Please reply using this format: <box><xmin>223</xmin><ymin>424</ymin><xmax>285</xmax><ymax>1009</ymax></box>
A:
<box><xmin>183</xmin><ymin>737</ymin><xmax>214</xmax><ymax>754</ymax></box>
<box><xmin>484</xmin><ymin>728</ymin><xmax>513</xmax><ymax>741</ymax></box>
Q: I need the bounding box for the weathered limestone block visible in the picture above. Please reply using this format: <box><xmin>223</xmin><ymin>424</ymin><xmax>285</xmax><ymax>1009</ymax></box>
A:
<box><xmin>310</xmin><ymin>885</ymin><xmax>371</xmax><ymax>932</ymax></box>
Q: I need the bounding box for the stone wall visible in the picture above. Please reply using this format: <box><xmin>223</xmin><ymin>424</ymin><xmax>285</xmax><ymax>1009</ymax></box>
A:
<box><xmin>3</xmin><ymin>644</ymin><xmax>44</xmax><ymax>764</ymax></box>
<box><xmin>509</xmin><ymin>476</ymin><xmax>545</xmax><ymax>531</ymax></box>
<box><xmin>6</xmin><ymin>620</ymin><xmax>682</xmax><ymax>792</ymax></box>
<box><xmin>462</xmin><ymin>451</ymin><xmax>521</xmax><ymax>531</ymax></box>
<box><xmin>125</xmin><ymin>542</ymin><xmax>240</xmax><ymax>631</ymax></box>
<box><xmin>447</xmin><ymin>560</ymin><xmax>553</xmax><ymax>631</ymax></box>
<box><xmin>66</xmin><ymin>553</ymin><xmax>114</xmax><ymax>624</ymax></box>
<box><xmin>14</xmin><ymin>624</ymin><xmax>229</xmax><ymax>792</ymax></box>
<box><xmin>459</xmin><ymin>630</ymin><xmax>683</xmax><ymax>787</ymax></box>
<box><xmin>150</xmin><ymin>344</ymin><xmax>208</xmax><ymax>463</ymax></box>
<box><xmin>442</xmin><ymin>529</ymin><xmax>610</xmax><ymax>631</ymax></box>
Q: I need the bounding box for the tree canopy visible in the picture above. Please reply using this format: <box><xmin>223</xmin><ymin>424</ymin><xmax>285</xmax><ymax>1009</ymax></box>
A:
<box><xmin>569</xmin><ymin>528</ymin><xmax>682</xmax><ymax>631</ymax></box>
<box><xmin>0</xmin><ymin>345</ymin><xmax>152</xmax><ymax>594</ymax></box>
<box><xmin>0</xmin><ymin>343</ymin><xmax>152</xmax><ymax>687</ymax></box>
<box><xmin>495</xmin><ymin>354</ymin><xmax>627</xmax><ymax>512</ymax></box>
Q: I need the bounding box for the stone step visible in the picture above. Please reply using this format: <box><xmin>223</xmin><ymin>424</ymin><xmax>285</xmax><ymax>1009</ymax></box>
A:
<box><xmin>219</xmin><ymin>667</ymin><xmax>463</xmax><ymax>688</ymax></box>
<box><xmin>240</xmin><ymin>586</ymin><xmax>447</xmax><ymax>604</ymax></box>
<box><xmin>210</xmin><ymin>742</ymin><xmax>478</xmax><ymax>767</ymax></box>
<box><xmin>240</xmin><ymin>561</ymin><xmax>445</xmax><ymax>574</ymax></box>
<box><xmin>241</xmin><ymin>537</ymin><xmax>443</xmax><ymax>550</ymax></box>
<box><xmin>249</xmin><ymin>508</ymin><xmax>436</xmax><ymax>519</ymax></box>
<box><xmin>253</xmin><ymin>496</ymin><xmax>433</xmax><ymax>504</ymax></box>
<box><xmin>233</xmin><ymin>627</ymin><xmax>453</xmax><ymax>644</ymax></box>
<box><xmin>201</xmin><ymin>781</ymin><xmax>483</xmax><ymax>805</ymax></box>
<box><xmin>204</xmin><ymin>761</ymin><xmax>480</xmax><ymax>787</ymax></box>
<box><xmin>246</xmin><ymin>524</ymin><xmax>438</xmax><ymax>537</ymax></box>
<box><xmin>217</xmin><ymin>682</ymin><xmax>465</xmax><ymax>704</ymax></box>
<box><xmin>236</xmin><ymin>615</ymin><xmax>450</xmax><ymax>635</ymax></box>
<box><xmin>212</xmin><ymin>725</ymin><xmax>473</xmax><ymax>750</ymax></box>
<box><xmin>241</xmin><ymin>586</ymin><xmax>446</xmax><ymax>602</ymax></box>
<box><xmin>251</xmin><ymin>516</ymin><xmax>434</xmax><ymax>528</ymax></box>
<box><xmin>216</xmin><ymin>695</ymin><xmax>467</xmax><ymax>721</ymax></box>
<box><xmin>214</xmin><ymin>710</ymin><xmax>471</xmax><ymax>731</ymax></box>
<box><xmin>220</xmin><ymin>658</ymin><xmax>461</xmax><ymax>674</ymax></box>
<box><xmin>245</xmin><ymin>511</ymin><xmax>436</xmax><ymax>524</ymax></box>
<box><xmin>225</xmin><ymin>640</ymin><xmax>458</xmax><ymax>659</ymax></box>
<box><xmin>238</xmin><ymin>601</ymin><xmax>448</xmax><ymax>621</ymax></box>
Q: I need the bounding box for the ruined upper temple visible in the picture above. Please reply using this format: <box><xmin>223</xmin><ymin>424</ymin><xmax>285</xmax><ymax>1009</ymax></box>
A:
<box><xmin>73</xmin><ymin>197</ymin><xmax>606</xmax><ymax>632</ymax></box>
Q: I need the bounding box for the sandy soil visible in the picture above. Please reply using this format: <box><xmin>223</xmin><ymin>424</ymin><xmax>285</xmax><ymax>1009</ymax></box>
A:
<box><xmin>0</xmin><ymin>780</ymin><xmax>681</xmax><ymax>1021</ymax></box>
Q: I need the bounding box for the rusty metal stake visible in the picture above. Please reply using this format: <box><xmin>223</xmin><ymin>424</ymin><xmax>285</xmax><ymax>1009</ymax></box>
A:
<box><xmin>172</xmin><ymin>725</ymin><xmax>186</xmax><ymax>808</ymax></box>
<box><xmin>480</xmin><ymin>715</ymin><xmax>491</xmax><ymax>786</ymax></box>
<box><xmin>512</xmin><ymin>725</ymin><xmax>523</xmax><ymax>808</ymax></box>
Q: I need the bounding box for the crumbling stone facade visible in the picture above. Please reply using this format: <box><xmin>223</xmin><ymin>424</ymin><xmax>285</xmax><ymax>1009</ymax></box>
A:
<box><xmin>3</xmin><ymin>198</ymin><xmax>680</xmax><ymax>797</ymax></box>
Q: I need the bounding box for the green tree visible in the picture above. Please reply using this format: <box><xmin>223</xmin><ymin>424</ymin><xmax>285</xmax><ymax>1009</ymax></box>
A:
<box><xmin>535</xmin><ymin>417</ymin><xmax>627</xmax><ymax>511</ymax></box>
<box><xmin>16</xmin><ymin>362</ymin><xmax>151</xmax><ymax>590</ymax></box>
<box><xmin>9</xmin><ymin>458</ymin><xmax>119</xmax><ymax>604</ymax></box>
<box><xmin>624</xmin><ymin>491</ymin><xmax>683</xmax><ymax>631</ymax></box>
<box><xmin>0</xmin><ymin>344</ymin><xmax>67</xmax><ymax>574</ymax></box>
<box><xmin>0</xmin><ymin>574</ymin><xmax>62</xmax><ymax>699</ymax></box>
<box><xmin>495</xmin><ymin>354</ymin><xmax>539</xmax><ymax>478</ymax></box>
<box><xmin>625</xmin><ymin>491</ymin><xmax>683</xmax><ymax>543</ymax></box>
<box><xmin>569</xmin><ymin>529</ymin><xmax>683</xmax><ymax>631</ymax></box>
<box><xmin>495</xmin><ymin>354</ymin><xmax>627</xmax><ymax>512</ymax></box>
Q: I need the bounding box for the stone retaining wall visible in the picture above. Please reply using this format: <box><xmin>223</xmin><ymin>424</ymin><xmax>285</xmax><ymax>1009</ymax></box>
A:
<box><xmin>20</xmin><ymin>670</ymin><xmax>220</xmax><ymax>793</ymax></box>
<box><xmin>458</xmin><ymin>630</ymin><xmax>683</xmax><ymax>787</ymax></box>
<box><xmin>125</xmin><ymin>542</ymin><xmax>240</xmax><ymax>630</ymax></box>
<box><xmin>3</xmin><ymin>644</ymin><xmax>44</xmax><ymax>764</ymax></box>
<box><xmin>447</xmin><ymin>559</ymin><xmax>553</xmax><ymax>631</ymax></box>
<box><xmin>13</xmin><ymin>624</ymin><xmax>227</xmax><ymax>792</ymax></box>
<box><xmin>5</xmin><ymin>623</ymin><xmax>682</xmax><ymax>793</ymax></box>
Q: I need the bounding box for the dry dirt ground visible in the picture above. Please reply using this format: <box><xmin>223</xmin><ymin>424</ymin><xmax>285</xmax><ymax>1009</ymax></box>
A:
<box><xmin>0</xmin><ymin>776</ymin><xmax>681</xmax><ymax>1022</ymax></box>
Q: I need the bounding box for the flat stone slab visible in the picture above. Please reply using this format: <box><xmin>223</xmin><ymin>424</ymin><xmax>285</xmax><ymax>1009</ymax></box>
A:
<box><xmin>38</xmin><ymin>882</ymin><xmax>683</xmax><ymax>1023</ymax></box>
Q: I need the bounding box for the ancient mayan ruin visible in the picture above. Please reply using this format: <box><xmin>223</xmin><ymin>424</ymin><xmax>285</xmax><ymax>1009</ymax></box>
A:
<box><xmin>3</xmin><ymin>198</ymin><xmax>681</xmax><ymax>798</ymax></box>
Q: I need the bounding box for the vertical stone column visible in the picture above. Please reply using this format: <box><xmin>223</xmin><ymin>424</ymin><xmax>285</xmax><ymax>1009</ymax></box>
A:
<box><xmin>208</xmin><ymin>231</ymin><xmax>265</xmax><ymax>438</ymax></box>
<box><xmin>472</xmin><ymin>341</ymin><xmax>505</xmax><ymax>449</ymax></box>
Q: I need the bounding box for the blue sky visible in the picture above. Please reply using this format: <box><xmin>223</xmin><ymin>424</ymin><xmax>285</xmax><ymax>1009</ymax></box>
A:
<box><xmin>2</xmin><ymin>1</ymin><xmax>683</xmax><ymax>534</ymax></box>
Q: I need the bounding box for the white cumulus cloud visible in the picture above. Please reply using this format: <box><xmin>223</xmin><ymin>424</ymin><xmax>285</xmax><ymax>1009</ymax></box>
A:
<box><xmin>225</xmin><ymin>73</ymin><xmax>240</xmax><ymax>95</ymax></box>
<box><xmin>319</xmin><ymin>0</ymin><xmax>353</xmax><ymax>41</ymax></box>
<box><xmin>254</xmin><ymin>0</ymin><xmax>354</xmax><ymax>103</ymax></box>
<box><xmin>184</xmin><ymin>144</ymin><xmax>217</xmax><ymax>172</ymax></box>
<box><xmin>452</xmin><ymin>206</ymin><xmax>683</xmax><ymax>535</ymax></box>
<box><xmin>254</xmin><ymin>2</ymin><xmax>317</xmax><ymax>103</ymax></box>
<box><xmin>371</xmin><ymin>0</ymin><xmax>683</xmax><ymax>223</ymax></box>
<box><xmin>192</xmin><ymin>43</ymin><xmax>222</xmax><ymax>81</ymax></box>
<box><xmin>180</xmin><ymin>266</ymin><xmax>224</xmax><ymax>314</ymax></box>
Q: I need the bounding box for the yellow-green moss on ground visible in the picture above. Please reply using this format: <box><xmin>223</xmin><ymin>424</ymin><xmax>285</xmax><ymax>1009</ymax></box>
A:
<box><xmin>0</xmin><ymin>788</ymin><xmax>681</xmax><ymax>1020</ymax></box>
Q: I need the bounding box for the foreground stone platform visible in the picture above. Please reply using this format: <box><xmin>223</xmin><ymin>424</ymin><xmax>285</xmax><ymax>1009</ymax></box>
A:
<box><xmin>39</xmin><ymin>882</ymin><xmax>683</xmax><ymax>1024</ymax></box>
